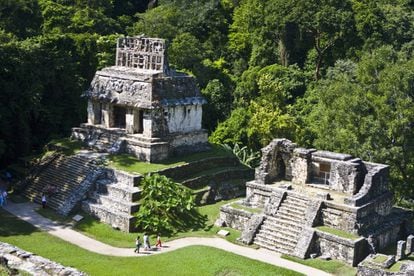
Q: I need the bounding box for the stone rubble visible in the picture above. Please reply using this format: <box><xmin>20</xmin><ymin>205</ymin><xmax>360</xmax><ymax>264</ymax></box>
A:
<box><xmin>0</xmin><ymin>242</ymin><xmax>86</xmax><ymax>276</ymax></box>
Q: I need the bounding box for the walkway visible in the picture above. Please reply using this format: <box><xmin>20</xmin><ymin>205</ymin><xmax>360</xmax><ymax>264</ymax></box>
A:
<box><xmin>3</xmin><ymin>202</ymin><xmax>331</xmax><ymax>276</ymax></box>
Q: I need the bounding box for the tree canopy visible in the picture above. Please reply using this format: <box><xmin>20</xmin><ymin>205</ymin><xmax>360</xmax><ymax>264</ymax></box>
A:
<box><xmin>1</xmin><ymin>0</ymin><xmax>414</xmax><ymax>201</ymax></box>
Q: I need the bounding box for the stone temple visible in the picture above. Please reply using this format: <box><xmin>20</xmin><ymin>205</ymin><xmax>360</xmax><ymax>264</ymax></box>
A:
<box><xmin>72</xmin><ymin>36</ymin><xmax>208</xmax><ymax>162</ymax></box>
<box><xmin>217</xmin><ymin>138</ymin><xmax>412</xmax><ymax>266</ymax></box>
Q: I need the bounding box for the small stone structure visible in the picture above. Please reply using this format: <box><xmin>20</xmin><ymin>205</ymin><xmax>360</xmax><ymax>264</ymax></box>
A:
<box><xmin>72</xmin><ymin>36</ymin><xmax>209</xmax><ymax>162</ymax></box>
<box><xmin>217</xmin><ymin>138</ymin><xmax>413</xmax><ymax>266</ymax></box>
<box><xmin>0</xmin><ymin>242</ymin><xmax>85</xmax><ymax>276</ymax></box>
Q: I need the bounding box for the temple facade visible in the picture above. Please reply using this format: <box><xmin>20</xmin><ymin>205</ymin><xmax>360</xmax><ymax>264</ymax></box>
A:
<box><xmin>217</xmin><ymin>139</ymin><xmax>412</xmax><ymax>266</ymax></box>
<box><xmin>72</xmin><ymin>36</ymin><xmax>208</xmax><ymax>161</ymax></box>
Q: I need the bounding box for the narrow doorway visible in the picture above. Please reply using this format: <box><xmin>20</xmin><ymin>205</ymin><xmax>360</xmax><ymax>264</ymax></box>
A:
<box><xmin>113</xmin><ymin>106</ymin><xmax>126</xmax><ymax>128</ymax></box>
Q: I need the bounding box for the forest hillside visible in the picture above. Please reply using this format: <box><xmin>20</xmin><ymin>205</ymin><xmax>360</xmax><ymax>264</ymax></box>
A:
<box><xmin>1</xmin><ymin>0</ymin><xmax>414</xmax><ymax>201</ymax></box>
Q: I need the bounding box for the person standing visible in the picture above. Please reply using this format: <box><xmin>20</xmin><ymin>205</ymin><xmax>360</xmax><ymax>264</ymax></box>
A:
<box><xmin>134</xmin><ymin>236</ymin><xmax>141</xmax><ymax>253</ymax></box>
<box><xmin>2</xmin><ymin>190</ymin><xmax>7</xmax><ymax>206</ymax></box>
<box><xmin>41</xmin><ymin>193</ymin><xmax>47</xmax><ymax>208</ymax></box>
<box><xmin>143</xmin><ymin>233</ymin><xmax>151</xmax><ymax>251</ymax></box>
<box><xmin>155</xmin><ymin>233</ymin><xmax>162</xmax><ymax>249</ymax></box>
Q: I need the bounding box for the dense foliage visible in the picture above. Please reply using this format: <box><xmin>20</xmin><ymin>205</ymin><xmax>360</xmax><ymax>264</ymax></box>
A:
<box><xmin>134</xmin><ymin>173</ymin><xmax>196</xmax><ymax>234</ymax></box>
<box><xmin>1</xmin><ymin>0</ymin><xmax>414</xmax><ymax>200</ymax></box>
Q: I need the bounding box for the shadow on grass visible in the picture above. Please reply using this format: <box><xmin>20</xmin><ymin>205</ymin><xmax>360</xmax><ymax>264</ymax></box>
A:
<box><xmin>0</xmin><ymin>209</ymin><xmax>40</xmax><ymax>237</ymax></box>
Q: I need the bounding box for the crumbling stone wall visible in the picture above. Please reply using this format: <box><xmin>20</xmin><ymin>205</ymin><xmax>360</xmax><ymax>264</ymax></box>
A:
<box><xmin>217</xmin><ymin>205</ymin><xmax>254</xmax><ymax>231</ymax></box>
<box><xmin>255</xmin><ymin>139</ymin><xmax>296</xmax><ymax>184</ymax></box>
<box><xmin>314</xmin><ymin>231</ymin><xmax>368</xmax><ymax>266</ymax></box>
<box><xmin>291</xmin><ymin>148</ymin><xmax>313</xmax><ymax>184</ymax></box>
<box><xmin>0</xmin><ymin>242</ymin><xmax>85</xmax><ymax>276</ymax></box>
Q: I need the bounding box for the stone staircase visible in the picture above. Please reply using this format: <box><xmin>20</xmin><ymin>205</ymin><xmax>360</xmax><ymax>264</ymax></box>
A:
<box><xmin>254</xmin><ymin>194</ymin><xmax>309</xmax><ymax>254</ymax></box>
<box><xmin>82</xmin><ymin>170</ymin><xmax>141</xmax><ymax>232</ymax></box>
<box><xmin>23</xmin><ymin>154</ymin><xmax>96</xmax><ymax>211</ymax></box>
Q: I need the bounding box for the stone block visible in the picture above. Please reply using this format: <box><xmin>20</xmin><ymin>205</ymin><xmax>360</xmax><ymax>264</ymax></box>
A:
<box><xmin>396</xmin><ymin>240</ymin><xmax>406</xmax><ymax>261</ymax></box>
<box><xmin>217</xmin><ymin>230</ymin><xmax>230</xmax><ymax>237</ymax></box>
<box><xmin>72</xmin><ymin>214</ymin><xmax>84</xmax><ymax>222</ymax></box>
<box><xmin>316</xmin><ymin>192</ymin><xmax>331</xmax><ymax>200</ymax></box>
<box><xmin>406</xmin><ymin>235</ymin><xmax>414</xmax><ymax>254</ymax></box>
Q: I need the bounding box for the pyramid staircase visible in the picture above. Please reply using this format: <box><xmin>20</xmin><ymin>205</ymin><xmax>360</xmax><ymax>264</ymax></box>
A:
<box><xmin>254</xmin><ymin>194</ymin><xmax>309</xmax><ymax>254</ymax></box>
<box><xmin>22</xmin><ymin>154</ymin><xmax>96</xmax><ymax>211</ymax></box>
<box><xmin>81</xmin><ymin>170</ymin><xmax>141</xmax><ymax>232</ymax></box>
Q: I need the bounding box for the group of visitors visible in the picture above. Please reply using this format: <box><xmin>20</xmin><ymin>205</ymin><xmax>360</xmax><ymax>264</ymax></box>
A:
<box><xmin>134</xmin><ymin>233</ymin><xmax>162</xmax><ymax>253</ymax></box>
<box><xmin>0</xmin><ymin>189</ymin><xmax>7</xmax><ymax>207</ymax></box>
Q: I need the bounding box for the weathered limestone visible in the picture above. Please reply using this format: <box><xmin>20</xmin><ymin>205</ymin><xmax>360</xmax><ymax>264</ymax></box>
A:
<box><xmin>406</xmin><ymin>235</ymin><xmax>414</xmax><ymax>254</ymax></box>
<box><xmin>218</xmin><ymin>138</ymin><xmax>413</xmax><ymax>267</ymax></box>
<box><xmin>72</xmin><ymin>36</ymin><xmax>209</xmax><ymax>161</ymax></box>
<box><xmin>396</xmin><ymin>240</ymin><xmax>406</xmax><ymax>261</ymax></box>
<box><xmin>0</xmin><ymin>242</ymin><xmax>85</xmax><ymax>276</ymax></box>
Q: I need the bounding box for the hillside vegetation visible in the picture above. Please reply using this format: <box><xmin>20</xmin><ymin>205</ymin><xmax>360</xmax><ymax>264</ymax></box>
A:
<box><xmin>1</xmin><ymin>0</ymin><xmax>414</xmax><ymax>201</ymax></box>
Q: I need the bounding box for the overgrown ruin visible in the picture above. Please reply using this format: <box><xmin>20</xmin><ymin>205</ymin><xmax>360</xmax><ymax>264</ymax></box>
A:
<box><xmin>72</xmin><ymin>36</ymin><xmax>209</xmax><ymax>162</ymax></box>
<box><xmin>217</xmin><ymin>138</ymin><xmax>413</xmax><ymax>266</ymax></box>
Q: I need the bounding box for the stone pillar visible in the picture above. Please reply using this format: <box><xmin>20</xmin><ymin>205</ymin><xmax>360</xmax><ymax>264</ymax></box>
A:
<box><xmin>291</xmin><ymin>148</ymin><xmax>312</xmax><ymax>184</ymax></box>
<box><xmin>101</xmin><ymin>103</ymin><xmax>114</xmax><ymax>128</ymax></box>
<box><xmin>143</xmin><ymin>110</ymin><xmax>153</xmax><ymax>137</ymax></box>
<box><xmin>406</xmin><ymin>235</ymin><xmax>414</xmax><ymax>254</ymax></box>
<box><xmin>125</xmin><ymin>108</ymin><xmax>135</xmax><ymax>134</ymax></box>
<box><xmin>87</xmin><ymin>100</ymin><xmax>101</xmax><ymax>125</ymax></box>
<box><xmin>396</xmin><ymin>240</ymin><xmax>406</xmax><ymax>261</ymax></box>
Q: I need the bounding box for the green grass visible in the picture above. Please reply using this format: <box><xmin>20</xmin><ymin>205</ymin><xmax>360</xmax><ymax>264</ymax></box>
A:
<box><xmin>372</xmin><ymin>254</ymin><xmax>388</xmax><ymax>263</ymax></box>
<box><xmin>230</xmin><ymin>203</ymin><xmax>262</xmax><ymax>214</ymax></box>
<box><xmin>0</xmin><ymin>209</ymin><xmax>302</xmax><ymax>276</ymax></box>
<box><xmin>315</xmin><ymin>226</ymin><xmax>360</xmax><ymax>240</ymax></box>
<box><xmin>36</xmin><ymin>198</ymin><xmax>243</xmax><ymax>248</ymax></box>
<box><xmin>282</xmin><ymin>255</ymin><xmax>356</xmax><ymax>276</ymax></box>
<box><xmin>48</xmin><ymin>138</ymin><xmax>84</xmax><ymax>155</ymax></box>
<box><xmin>387</xmin><ymin>261</ymin><xmax>402</xmax><ymax>272</ymax></box>
<box><xmin>107</xmin><ymin>144</ymin><xmax>233</xmax><ymax>175</ymax></box>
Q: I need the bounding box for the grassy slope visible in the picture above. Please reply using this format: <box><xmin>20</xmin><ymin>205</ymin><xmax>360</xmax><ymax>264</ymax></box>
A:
<box><xmin>0</xmin><ymin>209</ymin><xmax>301</xmax><ymax>276</ymax></box>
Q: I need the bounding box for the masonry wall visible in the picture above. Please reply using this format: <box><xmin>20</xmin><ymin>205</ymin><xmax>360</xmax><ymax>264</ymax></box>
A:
<box><xmin>315</xmin><ymin>231</ymin><xmax>368</xmax><ymax>266</ymax></box>
<box><xmin>219</xmin><ymin>205</ymin><xmax>254</xmax><ymax>231</ymax></box>
<box><xmin>165</xmin><ymin>104</ymin><xmax>202</xmax><ymax>133</ymax></box>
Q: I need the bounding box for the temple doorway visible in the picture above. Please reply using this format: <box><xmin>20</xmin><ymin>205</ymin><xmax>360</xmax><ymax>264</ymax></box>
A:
<box><xmin>114</xmin><ymin>106</ymin><xmax>126</xmax><ymax>128</ymax></box>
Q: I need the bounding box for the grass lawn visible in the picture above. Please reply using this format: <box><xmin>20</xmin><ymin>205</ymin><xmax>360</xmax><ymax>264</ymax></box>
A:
<box><xmin>48</xmin><ymin>138</ymin><xmax>85</xmax><ymax>156</ymax></box>
<box><xmin>282</xmin><ymin>255</ymin><xmax>357</xmax><ymax>276</ymax></box>
<box><xmin>107</xmin><ymin>144</ymin><xmax>233</xmax><ymax>175</ymax></box>
<box><xmin>36</xmin><ymin>198</ymin><xmax>244</xmax><ymax>248</ymax></box>
<box><xmin>315</xmin><ymin>226</ymin><xmax>360</xmax><ymax>240</ymax></box>
<box><xmin>230</xmin><ymin>202</ymin><xmax>262</xmax><ymax>214</ymax></box>
<box><xmin>0</xmin><ymin>209</ymin><xmax>302</xmax><ymax>276</ymax></box>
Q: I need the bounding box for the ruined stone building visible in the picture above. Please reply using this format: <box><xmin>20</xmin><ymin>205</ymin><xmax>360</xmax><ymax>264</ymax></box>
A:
<box><xmin>72</xmin><ymin>36</ymin><xmax>208</xmax><ymax>162</ymax></box>
<box><xmin>218</xmin><ymin>139</ymin><xmax>412</xmax><ymax>266</ymax></box>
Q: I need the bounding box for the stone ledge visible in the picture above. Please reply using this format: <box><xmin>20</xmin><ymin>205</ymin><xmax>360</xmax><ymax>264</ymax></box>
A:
<box><xmin>0</xmin><ymin>242</ymin><xmax>85</xmax><ymax>276</ymax></box>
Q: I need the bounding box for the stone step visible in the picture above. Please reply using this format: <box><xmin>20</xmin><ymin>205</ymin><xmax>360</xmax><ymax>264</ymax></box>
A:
<box><xmin>95</xmin><ymin>182</ymin><xmax>141</xmax><ymax>202</ymax></box>
<box><xmin>277</xmin><ymin>206</ymin><xmax>305</xmax><ymax>219</ymax></box>
<box><xmin>273</xmin><ymin>212</ymin><xmax>304</xmax><ymax>224</ymax></box>
<box><xmin>283</xmin><ymin>197</ymin><xmax>308</xmax><ymax>207</ymax></box>
<box><xmin>264</xmin><ymin>217</ymin><xmax>303</xmax><ymax>230</ymax></box>
<box><xmin>255</xmin><ymin>234</ymin><xmax>297</xmax><ymax>250</ymax></box>
<box><xmin>90</xmin><ymin>193</ymin><xmax>140</xmax><ymax>214</ymax></box>
<box><xmin>256</xmin><ymin>229</ymin><xmax>298</xmax><ymax>244</ymax></box>
<box><xmin>82</xmin><ymin>201</ymin><xmax>136</xmax><ymax>232</ymax></box>
<box><xmin>275</xmin><ymin>209</ymin><xmax>305</xmax><ymax>220</ymax></box>
<box><xmin>277</xmin><ymin>206</ymin><xmax>305</xmax><ymax>217</ymax></box>
<box><xmin>280</xmin><ymin>202</ymin><xmax>307</xmax><ymax>213</ymax></box>
<box><xmin>254</xmin><ymin>239</ymin><xmax>293</xmax><ymax>255</ymax></box>
<box><xmin>286</xmin><ymin>193</ymin><xmax>310</xmax><ymax>202</ymax></box>
<box><xmin>260</xmin><ymin>223</ymin><xmax>301</xmax><ymax>236</ymax></box>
